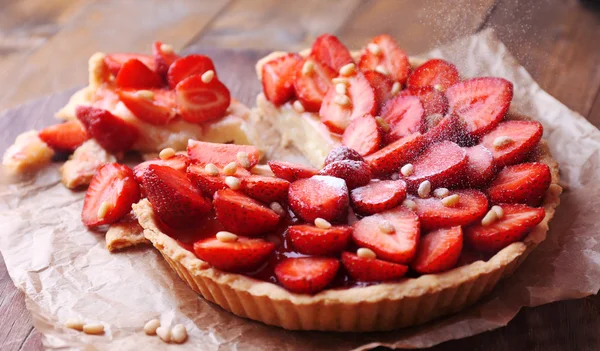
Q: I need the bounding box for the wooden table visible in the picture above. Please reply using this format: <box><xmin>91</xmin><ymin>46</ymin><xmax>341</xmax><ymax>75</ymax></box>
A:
<box><xmin>1</xmin><ymin>0</ymin><xmax>599</xmax><ymax>350</ymax></box>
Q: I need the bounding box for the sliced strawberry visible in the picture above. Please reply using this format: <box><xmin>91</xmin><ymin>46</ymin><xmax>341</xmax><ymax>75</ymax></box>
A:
<box><xmin>75</xmin><ymin>105</ymin><xmax>139</xmax><ymax>153</ymax></box>
<box><xmin>363</xmin><ymin>70</ymin><xmax>394</xmax><ymax>111</ymax></box>
<box><xmin>268</xmin><ymin>160</ymin><xmax>318</xmax><ymax>182</ymax></box>
<box><xmin>318</xmin><ymin>160</ymin><xmax>371</xmax><ymax>189</ymax></box>
<box><xmin>275</xmin><ymin>257</ymin><xmax>340</xmax><ymax>294</ymax></box>
<box><xmin>117</xmin><ymin>89</ymin><xmax>177</xmax><ymax>125</ymax></box>
<box><xmin>187</xmin><ymin>163</ymin><xmax>251</xmax><ymax>197</ymax></box>
<box><xmin>241</xmin><ymin>175</ymin><xmax>290</xmax><ymax>203</ymax></box>
<box><xmin>411</xmin><ymin>189</ymin><xmax>489</xmax><ymax>230</ymax></box>
<box><xmin>194</xmin><ymin>237</ymin><xmax>275</xmax><ymax>272</ymax></box>
<box><xmin>352</xmin><ymin>207</ymin><xmax>420</xmax><ymax>264</ymax></box>
<box><xmin>82</xmin><ymin>163</ymin><xmax>140</xmax><ymax>227</ymax></box>
<box><xmin>262</xmin><ymin>53</ymin><xmax>303</xmax><ymax>106</ymax></box>
<box><xmin>446</xmin><ymin>77</ymin><xmax>513</xmax><ymax>137</ymax></box>
<box><xmin>167</xmin><ymin>54</ymin><xmax>216</xmax><ymax>89</ymax></box>
<box><xmin>465</xmin><ymin>204</ymin><xmax>545</xmax><ymax>252</ymax></box>
<box><xmin>323</xmin><ymin>146</ymin><xmax>365</xmax><ymax>165</ymax></box>
<box><xmin>381</xmin><ymin>94</ymin><xmax>424</xmax><ymax>142</ymax></box>
<box><xmin>288</xmin><ymin>175</ymin><xmax>349</xmax><ymax>223</ymax></box>
<box><xmin>319</xmin><ymin>72</ymin><xmax>377</xmax><ymax>133</ymax></box>
<box><xmin>288</xmin><ymin>224</ymin><xmax>352</xmax><ymax>255</ymax></box>
<box><xmin>38</xmin><ymin>120</ymin><xmax>89</xmax><ymax>152</ymax></box>
<box><xmin>175</xmin><ymin>74</ymin><xmax>231</xmax><ymax>123</ymax></box>
<box><xmin>479</xmin><ymin>120</ymin><xmax>543</xmax><ymax>167</ymax></box>
<box><xmin>411</xmin><ymin>226</ymin><xmax>463</xmax><ymax>274</ymax></box>
<box><xmin>133</xmin><ymin>154</ymin><xmax>190</xmax><ymax>183</ymax></box>
<box><xmin>487</xmin><ymin>162</ymin><xmax>551</xmax><ymax>206</ymax></box>
<box><xmin>342</xmin><ymin>114</ymin><xmax>382</xmax><ymax>156</ymax></box>
<box><xmin>402</xmin><ymin>141</ymin><xmax>468</xmax><ymax>190</ymax></box>
<box><xmin>423</xmin><ymin>113</ymin><xmax>470</xmax><ymax>145</ymax></box>
<box><xmin>350</xmin><ymin>180</ymin><xmax>407</xmax><ymax>215</ymax></box>
<box><xmin>310</xmin><ymin>34</ymin><xmax>353</xmax><ymax>71</ymax></box>
<box><xmin>341</xmin><ymin>252</ymin><xmax>408</xmax><ymax>282</ymax></box>
<box><xmin>115</xmin><ymin>59</ymin><xmax>164</xmax><ymax>90</ymax></box>
<box><xmin>104</xmin><ymin>53</ymin><xmax>155</xmax><ymax>76</ymax></box>
<box><xmin>152</xmin><ymin>41</ymin><xmax>179</xmax><ymax>79</ymax></box>
<box><xmin>456</xmin><ymin>145</ymin><xmax>495</xmax><ymax>188</ymax></box>
<box><xmin>365</xmin><ymin>132</ymin><xmax>426</xmax><ymax>176</ymax></box>
<box><xmin>400</xmin><ymin>86</ymin><xmax>448</xmax><ymax>117</ymax></box>
<box><xmin>358</xmin><ymin>34</ymin><xmax>411</xmax><ymax>84</ymax></box>
<box><xmin>187</xmin><ymin>140</ymin><xmax>261</xmax><ymax>167</ymax></box>
<box><xmin>407</xmin><ymin>59</ymin><xmax>460</xmax><ymax>92</ymax></box>
<box><xmin>213</xmin><ymin>189</ymin><xmax>280</xmax><ymax>236</ymax></box>
<box><xmin>294</xmin><ymin>57</ymin><xmax>336</xmax><ymax>112</ymax></box>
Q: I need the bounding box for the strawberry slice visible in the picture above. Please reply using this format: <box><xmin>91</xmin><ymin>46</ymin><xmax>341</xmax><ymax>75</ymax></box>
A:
<box><xmin>350</xmin><ymin>180</ymin><xmax>407</xmax><ymax>215</ymax></box>
<box><xmin>38</xmin><ymin>120</ymin><xmax>89</xmax><ymax>152</ymax></box>
<box><xmin>213</xmin><ymin>189</ymin><xmax>280</xmax><ymax>236</ymax></box>
<box><xmin>82</xmin><ymin>163</ymin><xmax>140</xmax><ymax>227</ymax></box>
<box><xmin>411</xmin><ymin>189</ymin><xmax>489</xmax><ymax>230</ymax></box>
<box><xmin>465</xmin><ymin>204</ymin><xmax>545</xmax><ymax>252</ymax></box>
<box><xmin>75</xmin><ymin>105</ymin><xmax>139</xmax><ymax>153</ymax></box>
<box><xmin>407</xmin><ymin>59</ymin><xmax>460</xmax><ymax>92</ymax></box>
<box><xmin>175</xmin><ymin>74</ymin><xmax>231</xmax><ymax>123</ymax></box>
<box><xmin>341</xmin><ymin>252</ymin><xmax>408</xmax><ymax>282</ymax></box>
<box><xmin>133</xmin><ymin>154</ymin><xmax>190</xmax><ymax>183</ymax></box>
<box><xmin>117</xmin><ymin>89</ymin><xmax>177</xmax><ymax>125</ymax></box>
<box><xmin>363</xmin><ymin>70</ymin><xmax>394</xmax><ymax>111</ymax></box>
<box><xmin>187</xmin><ymin>140</ymin><xmax>261</xmax><ymax>167</ymax></box>
<box><xmin>104</xmin><ymin>53</ymin><xmax>156</xmax><ymax>76</ymax></box>
<box><xmin>152</xmin><ymin>41</ymin><xmax>179</xmax><ymax>79</ymax></box>
<box><xmin>487</xmin><ymin>162</ymin><xmax>551</xmax><ymax>206</ymax></box>
<box><xmin>380</xmin><ymin>94</ymin><xmax>424</xmax><ymax>142</ymax></box>
<box><xmin>422</xmin><ymin>113</ymin><xmax>470</xmax><ymax>145</ymax></box>
<box><xmin>194</xmin><ymin>237</ymin><xmax>275</xmax><ymax>272</ymax></box>
<box><xmin>358</xmin><ymin>34</ymin><xmax>411</xmax><ymax>84</ymax></box>
<box><xmin>402</xmin><ymin>141</ymin><xmax>468</xmax><ymax>190</ymax></box>
<box><xmin>445</xmin><ymin>77</ymin><xmax>513</xmax><ymax>137</ymax></box>
<box><xmin>187</xmin><ymin>163</ymin><xmax>250</xmax><ymax>197</ymax></box>
<box><xmin>275</xmin><ymin>257</ymin><xmax>340</xmax><ymax>294</ymax></box>
<box><xmin>167</xmin><ymin>54</ymin><xmax>216</xmax><ymax>89</ymax></box>
<box><xmin>318</xmin><ymin>160</ymin><xmax>371</xmax><ymax>189</ymax></box>
<box><xmin>352</xmin><ymin>207</ymin><xmax>420</xmax><ymax>264</ymax></box>
<box><xmin>365</xmin><ymin>132</ymin><xmax>426</xmax><ymax>176</ymax></box>
<box><xmin>479</xmin><ymin>120</ymin><xmax>543</xmax><ymax>167</ymax></box>
<box><xmin>460</xmin><ymin>145</ymin><xmax>495</xmax><ymax>188</ymax></box>
<box><xmin>262</xmin><ymin>53</ymin><xmax>303</xmax><ymax>106</ymax></box>
<box><xmin>294</xmin><ymin>57</ymin><xmax>336</xmax><ymax>112</ymax></box>
<box><xmin>115</xmin><ymin>59</ymin><xmax>164</xmax><ymax>89</ymax></box>
<box><xmin>288</xmin><ymin>175</ymin><xmax>349</xmax><ymax>223</ymax></box>
<box><xmin>324</xmin><ymin>146</ymin><xmax>365</xmax><ymax>165</ymax></box>
<box><xmin>310</xmin><ymin>34</ymin><xmax>353</xmax><ymax>71</ymax></box>
<box><xmin>267</xmin><ymin>160</ymin><xmax>318</xmax><ymax>182</ymax></box>
<box><xmin>288</xmin><ymin>224</ymin><xmax>352</xmax><ymax>256</ymax></box>
<box><xmin>241</xmin><ymin>175</ymin><xmax>290</xmax><ymax>203</ymax></box>
<box><xmin>341</xmin><ymin>114</ymin><xmax>382</xmax><ymax>156</ymax></box>
<box><xmin>411</xmin><ymin>226</ymin><xmax>463</xmax><ymax>274</ymax></box>
<box><xmin>319</xmin><ymin>72</ymin><xmax>377</xmax><ymax>133</ymax></box>
<box><xmin>400</xmin><ymin>86</ymin><xmax>448</xmax><ymax>117</ymax></box>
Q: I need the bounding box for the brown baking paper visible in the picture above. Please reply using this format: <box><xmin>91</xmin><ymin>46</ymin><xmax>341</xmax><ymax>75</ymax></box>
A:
<box><xmin>1</xmin><ymin>28</ymin><xmax>599</xmax><ymax>350</ymax></box>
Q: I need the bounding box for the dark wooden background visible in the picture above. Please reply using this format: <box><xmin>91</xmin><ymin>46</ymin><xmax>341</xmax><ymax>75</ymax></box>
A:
<box><xmin>1</xmin><ymin>0</ymin><xmax>599</xmax><ymax>350</ymax></box>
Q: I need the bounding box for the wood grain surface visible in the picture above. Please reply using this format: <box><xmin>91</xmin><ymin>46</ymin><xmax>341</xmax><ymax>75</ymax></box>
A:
<box><xmin>0</xmin><ymin>0</ymin><xmax>599</xmax><ymax>350</ymax></box>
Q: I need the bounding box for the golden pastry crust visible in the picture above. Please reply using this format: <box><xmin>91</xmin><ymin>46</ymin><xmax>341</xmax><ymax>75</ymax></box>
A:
<box><xmin>106</xmin><ymin>220</ymin><xmax>148</xmax><ymax>252</ymax></box>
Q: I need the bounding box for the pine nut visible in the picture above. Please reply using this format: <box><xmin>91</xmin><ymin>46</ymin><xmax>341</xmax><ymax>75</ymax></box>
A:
<box><xmin>375</xmin><ymin>65</ymin><xmax>389</xmax><ymax>76</ymax></box>
<box><xmin>493</xmin><ymin>136</ymin><xmax>514</xmax><ymax>149</ymax></box>
<box><xmin>367</xmin><ymin>43</ymin><xmax>382</xmax><ymax>55</ymax></box>
<box><xmin>135</xmin><ymin>90</ymin><xmax>155</xmax><ymax>100</ymax></box>
<box><xmin>390</xmin><ymin>172</ymin><xmax>399</xmax><ymax>180</ymax></box>
<box><xmin>441</xmin><ymin>194</ymin><xmax>460</xmax><ymax>207</ymax></box>
<box><xmin>65</xmin><ymin>318</ymin><xmax>84</xmax><ymax>331</ymax></box>
<box><xmin>156</xmin><ymin>326</ymin><xmax>171</xmax><ymax>343</ymax></box>
<box><xmin>204</xmin><ymin>163</ymin><xmax>219</xmax><ymax>176</ymax></box>
<box><xmin>357</xmin><ymin>248</ymin><xmax>377</xmax><ymax>259</ymax></box>
<box><xmin>292</xmin><ymin>100</ymin><xmax>305</xmax><ymax>113</ymax></box>
<box><xmin>171</xmin><ymin>324</ymin><xmax>188</xmax><ymax>344</ymax></box>
<box><xmin>339</xmin><ymin>63</ymin><xmax>357</xmax><ymax>76</ymax></box>
<box><xmin>335</xmin><ymin>83</ymin><xmax>347</xmax><ymax>95</ymax></box>
<box><xmin>403</xmin><ymin>199</ymin><xmax>417</xmax><ymax>210</ymax></box>
<box><xmin>491</xmin><ymin>205</ymin><xmax>504</xmax><ymax>219</ymax></box>
<box><xmin>433</xmin><ymin>84</ymin><xmax>443</xmax><ymax>91</ymax></box>
<box><xmin>236</xmin><ymin>152</ymin><xmax>251</xmax><ymax>169</ymax></box>
<box><xmin>269</xmin><ymin>202</ymin><xmax>285</xmax><ymax>216</ymax></box>
<box><xmin>97</xmin><ymin>201</ymin><xmax>111</xmax><ymax>219</ymax></box>
<box><xmin>418</xmin><ymin>180</ymin><xmax>432</xmax><ymax>198</ymax></box>
<box><xmin>390</xmin><ymin>81</ymin><xmax>401</xmax><ymax>96</ymax></box>
<box><xmin>375</xmin><ymin>116</ymin><xmax>390</xmax><ymax>132</ymax></box>
<box><xmin>223</xmin><ymin>161</ymin><xmax>238</xmax><ymax>176</ymax></box>
<box><xmin>159</xmin><ymin>148</ymin><xmax>176</xmax><ymax>160</ymax></box>
<box><xmin>378</xmin><ymin>220</ymin><xmax>396</xmax><ymax>234</ymax></box>
<box><xmin>225</xmin><ymin>176</ymin><xmax>241</xmax><ymax>190</ymax></box>
<box><xmin>160</xmin><ymin>44</ymin><xmax>174</xmax><ymax>54</ymax></box>
<box><xmin>201</xmin><ymin>70</ymin><xmax>215</xmax><ymax>83</ymax></box>
<box><xmin>314</xmin><ymin>217</ymin><xmax>332</xmax><ymax>229</ymax></box>
<box><xmin>332</xmin><ymin>77</ymin><xmax>349</xmax><ymax>85</ymax></box>
<box><xmin>216</xmin><ymin>231</ymin><xmax>238</xmax><ymax>243</ymax></box>
<box><xmin>83</xmin><ymin>323</ymin><xmax>104</xmax><ymax>335</ymax></box>
<box><xmin>144</xmin><ymin>319</ymin><xmax>160</xmax><ymax>335</ymax></box>
<box><xmin>400</xmin><ymin>164</ymin><xmax>414</xmax><ymax>177</ymax></box>
<box><xmin>334</xmin><ymin>94</ymin><xmax>351</xmax><ymax>106</ymax></box>
<box><xmin>302</xmin><ymin>60</ymin><xmax>315</xmax><ymax>76</ymax></box>
<box><xmin>433</xmin><ymin>188</ymin><xmax>450</xmax><ymax>198</ymax></box>
<box><xmin>481</xmin><ymin>209</ymin><xmax>498</xmax><ymax>226</ymax></box>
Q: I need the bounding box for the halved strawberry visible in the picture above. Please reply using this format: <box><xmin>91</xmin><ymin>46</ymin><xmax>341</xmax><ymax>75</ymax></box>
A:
<box><xmin>318</xmin><ymin>160</ymin><xmax>371</xmax><ymax>189</ymax></box>
<box><xmin>167</xmin><ymin>54</ymin><xmax>216</xmax><ymax>89</ymax></box>
<box><xmin>310</xmin><ymin>34</ymin><xmax>353</xmax><ymax>71</ymax></box>
<box><xmin>288</xmin><ymin>224</ymin><xmax>352</xmax><ymax>256</ymax></box>
<box><xmin>407</xmin><ymin>59</ymin><xmax>460</xmax><ymax>92</ymax></box>
<box><xmin>402</xmin><ymin>141</ymin><xmax>468</xmax><ymax>190</ymax></box>
<box><xmin>341</xmin><ymin>114</ymin><xmax>382</xmax><ymax>156</ymax></box>
<box><xmin>38</xmin><ymin>120</ymin><xmax>89</xmax><ymax>152</ymax></box>
<box><xmin>187</xmin><ymin>140</ymin><xmax>261</xmax><ymax>167</ymax></box>
<box><xmin>400</xmin><ymin>86</ymin><xmax>448</xmax><ymax>117</ymax></box>
<box><xmin>268</xmin><ymin>160</ymin><xmax>318</xmax><ymax>182</ymax></box>
<box><xmin>133</xmin><ymin>154</ymin><xmax>190</xmax><ymax>183</ymax></box>
<box><xmin>194</xmin><ymin>237</ymin><xmax>275</xmax><ymax>272</ymax></box>
<box><xmin>380</xmin><ymin>94</ymin><xmax>424</xmax><ymax>142</ymax></box>
<box><xmin>411</xmin><ymin>226</ymin><xmax>463</xmax><ymax>274</ymax></box>
<box><xmin>363</xmin><ymin>70</ymin><xmax>394</xmax><ymax>111</ymax></box>
<box><xmin>117</xmin><ymin>89</ymin><xmax>177</xmax><ymax>125</ymax></box>
<box><xmin>319</xmin><ymin>72</ymin><xmax>377</xmax><ymax>133</ymax></box>
<box><xmin>465</xmin><ymin>204</ymin><xmax>545</xmax><ymax>252</ymax></box>
<box><xmin>115</xmin><ymin>59</ymin><xmax>164</xmax><ymax>90</ymax></box>
<box><xmin>152</xmin><ymin>41</ymin><xmax>179</xmax><ymax>79</ymax></box>
<box><xmin>487</xmin><ymin>162</ymin><xmax>551</xmax><ymax>206</ymax></box>
<box><xmin>104</xmin><ymin>53</ymin><xmax>155</xmax><ymax>76</ymax></box>
<box><xmin>350</xmin><ymin>180</ymin><xmax>407</xmax><ymax>215</ymax></box>
<box><xmin>358</xmin><ymin>34</ymin><xmax>411</xmax><ymax>84</ymax></box>
<box><xmin>365</xmin><ymin>132</ymin><xmax>426</xmax><ymax>176</ymax></box>
<box><xmin>445</xmin><ymin>77</ymin><xmax>513</xmax><ymax>137</ymax></box>
<box><xmin>288</xmin><ymin>175</ymin><xmax>349</xmax><ymax>223</ymax></box>
<box><xmin>213</xmin><ymin>189</ymin><xmax>280</xmax><ymax>236</ymax></box>
<box><xmin>82</xmin><ymin>163</ymin><xmax>140</xmax><ymax>227</ymax></box>
<box><xmin>241</xmin><ymin>175</ymin><xmax>290</xmax><ymax>203</ymax></box>
<box><xmin>275</xmin><ymin>257</ymin><xmax>340</xmax><ymax>294</ymax></box>
<box><xmin>324</xmin><ymin>146</ymin><xmax>365</xmax><ymax>165</ymax></box>
<box><xmin>460</xmin><ymin>145</ymin><xmax>495</xmax><ymax>188</ymax></box>
<box><xmin>262</xmin><ymin>53</ymin><xmax>303</xmax><ymax>106</ymax></box>
<box><xmin>479</xmin><ymin>120</ymin><xmax>543</xmax><ymax>167</ymax></box>
<box><xmin>341</xmin><ymin>252</ymin><xmax>408</xmax><ymax>282</ymax></box>
<box><xmin>422</xmin><ymin>113</ymin><xmax>470</xmax><ymax>145</ymax></box>
<box><xmin>75</xmin><ymin>105</ymin><xmax>139</xmax><ymax>153</ymax></box>
<box><xmin>352</xmin><ymin>207</ymin><xmax>420</xmax><ymax>264</ymax></box>
<box><xmin>187</xmin><ymin>163</ymin><xmax>251</xmax><ymax>197</ymax></box>
<box><xmin>294</xmin><ymin>57</ymin><xmax>336</xmax><ymax>112</ymax></box>
<box><xmin>175</xmin><ymin>74</ymin><xmax>231</xmax><ymax>123</ymax></box>
<box><xmin>411</xmin><ymin>189</ymin><xmax>489</xmax><ymax>230</ymax></box>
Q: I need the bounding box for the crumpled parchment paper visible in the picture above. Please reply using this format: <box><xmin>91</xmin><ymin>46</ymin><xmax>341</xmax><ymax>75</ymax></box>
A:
<box><xmin>1</xmin><ymin>28</ymin><xmax>599</xmax><ymax>350</ymax></box>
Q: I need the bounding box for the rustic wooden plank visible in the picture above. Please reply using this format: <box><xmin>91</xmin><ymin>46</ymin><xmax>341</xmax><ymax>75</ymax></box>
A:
<box><xmin>587</xmin><ymin>90</ymin><xmax>600</xmax><ymax>128</ymax></box>
<box><xmin>0</xmin><ymin>257</ymin><xmax>35</xmax><ymax>351</ymax></box>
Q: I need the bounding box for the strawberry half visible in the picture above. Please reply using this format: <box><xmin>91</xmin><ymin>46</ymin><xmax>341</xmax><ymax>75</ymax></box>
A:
<box><xmin>115</xmin><ymin>59</ymin><xmax>164</xmax><ymax>89</ymax></box>
<box><xmin>187</xmin><ymin>163</ymin><xmax>250</xmax><ymax>197</ymax></box>
<box><xmin>411</xmin><ymin>189</ymin><xmax>489</xmax><ymax>231</ymax></box>
<box><xmin>175</xmin><ymin>74</ymin><xmax>231</xmax><ymax>123</ymax></box>
<box><xmin>38</xmin><ymin>120</ymin><xmax>89</xmax><ymax>152</ymax></box>
<box><xmin>402</xmin><ymin>141</ymin><xmax>468</xmax><ymax>191</ymax></box>
<box><xmin>479</xmin><ymin>120</ymin><xmax>543</xmax><ymax>167</ymax></box>
<box><xmin>411</xmin><ymin>226</ymin><xmax>463</xmax><ymax>274</ymax></box>
<box><xmin>82</xmin><ymin>163</ymin><xmax>140</xmax><ymax>227</ymax></box>
<box><xmin>363</xmin><ymin>70</ymin><xmax>394</xmax><ymax>111</ymax></box>
<box><xmin>365</xmin><ymin>132</ymin><xmax>426</xmax><ymax>176</ymax></box>
<box><xmin>194</xmin><ymin>237</ymin><xmax>275</xmax><ymax>272</ymax></box>
<box><xmin>262</xmin><ymin>53</ymin><xmax>303</xmax><ymax>106</ymax></box>
<box><xmin>465</xmin><ymin>204</ymin><xmax>545</xmax><ymax>252</ymax></box>
<box><xmin>152</xmin><ymin>41</ymin><xmax>179</xmax><ymax>79</ymax></box>
<box><xmin>318</xmin><ymin>160</ymin><xmax>371</xmax><ymax>189</ymax></box>
<box><xmin>213</xmin><ymin>189</ymin><xmax>280</xmax><ymax>236</ymax></box>
<box><xmin>380</xmin><ymin>94</ymin><xmax>424</xmax><ymax>142</ymax></box>
<box><xmin>75</xmin><ymin>105</ymin><xmax>139</xmax><ymax>153</ymax></box>
<box><xmin>487</xmin><ymin>162</ymin><xmax>551</xmax><ymax>206</ymax></box>
<box><xmin>241</xmin><ymin>175</ymin><xmax>290</xmax><ymax>203</ymax></box>
<box><xmin>117</xmin><ymin>89</ymin><xmax>177</xmax><ymax>125</ymax></box>
<box><xmin>267</xmin><ymin>160</ymin><xmax>318</xmax><ymax>182</ymax></box>
<box><xmin>324</xmin><ymin>146</ymin><xmax>365</xmax><ymax>165</ymax></box>
<box><xmin>400</xmin><ymin>86</ymin><xmax>448</xmax><ymax>117</ymax></box>
<box><xmin>288</xmin><ymin>175</ymin><xmax>349</xmax><ymax>223</ymax></box>
<box><xmin>341</xmin><ymin>252</ymin><xmax>408</xmax><ymax>282</ymax></box>
<box><xmin>352</xmin><ymin>207</ymin><xmax>420</xmax><ymax>264</ymax></box>
<box><xmin>104</xmin><ymin>53</ymin><xmax>156</xmax><ymax>76</ymax></box>
<box><xmin>288</xmin><ymin>224</ymin><xmax>353</xmax><ymax>256</ymax></box>
<box><xmin>167</xmin><ymin>54</ymin><xmax>216</xmax><ymax>89</ymax></box>
<box><xmin>359</xmin><ymin>34</ymin><xmax>411</xmax><ymax>84</ymax></box>
<box><xmin>459</xmin><ymin>145</ymin><xmax>495</xmax><ymax>188</ymax></box>
<box><xmin>350</xmin><ymin>180</ymin><xmax>407</xmax><ymax>215</ymax></box>
<box><xmin>275</xmin><ymin>257</ymin><xmax>340</xmax><ymax>294</ymax></box>
<box><xmin>342</xmin><ymin>114</ymin><xmax>382</xmax><ymax>156</ymax></box>
<box><xmin>133</xmin><ymin>154</ymin><xmax>190</xmax><ymax>183</ymax></box>
<box><xmin>294</xmin><ymin>57</ymin><xmax>336</xmax><ymax>112</ymax></box>
<box><xmin>407</xmin><ymin>59</ymin><xmax>460</xmax><ymax>92</ymax></box>
<box><xmin>187</xmin><ymin>140</ymin><xmax>261</xmax><ymax>167</ymax></box>
<box><xmin>310</xmin><ymin>34</ymin><xmax>353</xmax><ymax>71</ymax></box>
